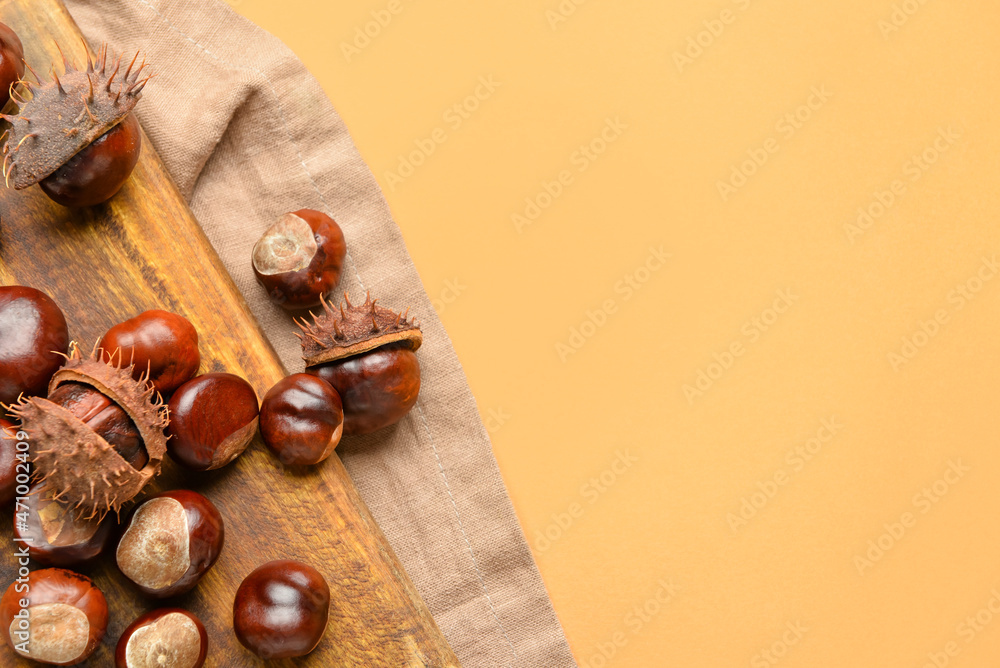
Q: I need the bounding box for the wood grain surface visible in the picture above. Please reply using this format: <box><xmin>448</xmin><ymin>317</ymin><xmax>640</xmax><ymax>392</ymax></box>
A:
<box><xmin>0</xmin><ymin>0</ymin><xmax>460</xmax><ymax>665</ymax></box>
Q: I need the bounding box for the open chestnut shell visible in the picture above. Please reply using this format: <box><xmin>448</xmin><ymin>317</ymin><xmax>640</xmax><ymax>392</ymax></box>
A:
<box><xmin>14</xmin><ymin>484</ymin><xmax>117</xmax><ymax>567</ymax></box>
<box><xmin>167</xmin><ymin>373</ymin><xmax>259</xmax><ymax>471</ymax></box>
<box><xmin>3</xmin><ymin>45</ymin><xmax>150</xmax><ymax>207</ymax></box>
<box><xmin>48</xmin><ymin>381</ymin><xmax>148</xmax><ymax>470</ymax></box>
<box><xmin>0</xmin><ymin>285</ymin><xmax>70</xmax><ymax>407</ymax></box>
<box><xmin>252</xmin><ymin>209</ymin><xmax>347</xmax><ymax>310</ymax></box>
<box><xmin>116</xmin><ymin>490</ymin><xmax>224</xmax><ymax>598</ymax></box>
<box><xmin>233</xmin><ymin>560</ymin><xmax>330</xmax><ymax>659</ymax></box>
<box><xmin>298</xmin><ymin>293</ymin><xmax>422</xmax><ymax>435</ymax></box>
<box><xmin>0</xmin><ymin>568</ymin><xmax>108</xmax><ymax>666</ymax></box>
<box><xmin>101</xmin><ymin>310</ymin><xmax>201</xmax><ymax>394</ymax></box>
<box><xmin>259</xmin><ymin>374</ymin><xmax>343</xmax><ymax>466</ymax></box>
<box><xmin>115</xmin><ymin>608</ymin><xmax>208</xmax><ymax>668</ymax></box>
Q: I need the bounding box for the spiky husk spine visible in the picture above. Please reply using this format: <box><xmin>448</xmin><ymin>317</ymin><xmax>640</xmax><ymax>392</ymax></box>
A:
<box><xmin>8</xmin><ymin>343</ymin><xmax>168</xmax><ymax>520</ymax></box>
<box><xmin>2</xmin><ymin>42</ymin><xmax>150</xmax><ymax>189</ymax></box>
<box><xmin>296</xmin><ymin>292</ymin><xmax>422</xmax><ymax>367</ymax></box>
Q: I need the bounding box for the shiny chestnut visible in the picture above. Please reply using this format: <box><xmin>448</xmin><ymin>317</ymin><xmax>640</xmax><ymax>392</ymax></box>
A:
<box><xmin>14</xmin><ymin>484</ymin><xmax>117</xmax><ymax>567</ymax></box>
<box><xmin>116</xmin><ymin>490</ymin><xmax>224</xmax><ymax>598</ymax></box>
<box><xmin>309</xmin><ymin>342</ymin><xmax>420</xmax><ymax>436</ymax></box>
<box><xmin>0</xmin><ymin>568</ymin><xmax>108</xmax><ymax>665</ymax></box>
<box><xmin>233</xmin><ymin>560</ymin><xmax>330</xmax><ymax>659</ymax></box>
<box><xmin>0</xmin><ymin>419</ymin><xmax>17</xmax><ymax>506</ymax></box>
<box><xmin>259</xmin><ymin>374</ymin><xmax>343</xmax><ymax>466</ymax></box>
<box><xmin>116</xmin><ymin>608</ymin><xmax>208</xmax><ymax>668</ymax></box>
<box><xmin>101</xmin><ymin>310</ymin><xmax>200</xmax><ymax>394</ymax></box>
<box><xmin>48</xmin><ymin>381</ymin><xmax>147</xmax><ymax>469</ymax></box>
<box><xmin>39</xmin><ymin>113</ymin><xmax>142</xmax><ymax>208</ymax></box>
<box><xmin>0</xmin><ymin>22</ymin><xmax>24</xmax><ymax>111</ymax></box>
<box><xmin>252</xmin><ymin>209</ymin><xmax>347</xmax><ymax>310</ymax></box>
<box><xmin>0</xmin><ymin>286</ymin><xmax>69</xmax><ymax>407</ymax></box>
<box><xmin>167</xmin><ymin>373</ymin><xmax>259</xmax><ymax>471</ymax></box>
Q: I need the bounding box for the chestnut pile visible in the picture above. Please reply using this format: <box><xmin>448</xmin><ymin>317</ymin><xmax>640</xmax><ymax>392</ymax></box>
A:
<box><xmin>0</xmin><ymin>20</ymin><xmax>427</xmax><ymax>667</ymax></box>
<box><xmin>0</xmin><ymin>274</ymin><xmax>422</xmax><ymax>663</ymax></box>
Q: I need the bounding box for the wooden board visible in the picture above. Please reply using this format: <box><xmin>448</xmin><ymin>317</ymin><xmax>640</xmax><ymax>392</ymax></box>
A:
<box><xmin>0</xmin><ymin>0</ymin><xmax>460</xmax><ymax>665</ymax></box>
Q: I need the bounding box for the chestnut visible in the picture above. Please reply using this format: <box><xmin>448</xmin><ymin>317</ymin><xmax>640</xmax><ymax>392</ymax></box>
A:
<box><xmin>116</xmin><ymin>490</ymin><xmax>224</xmax><ymax>598</ymax></box>
<box><xmin>13</xmin><ymin>484</ymin><xmax>117</xmax><ymax>567</ymax></box>
<box><xmin>167</xmin><ymin>373</ymin><xmax>259</xmax><ymax>471</ymax></box>
<box><xmin>0</xmin><ymin>286</ymin><xmax>69</xmax><ymax>407</ymax></box>
<box><xmin>3</xmin><ymin>46</ymin><xmax>149</xmax><ymax>207</ymax></box>
<box><xmin>0</xmin><ymin>22</ymin><xmax>24</xmax><ymax>111</ymax></box>
<box><xmin>0</xmin><ymin>419</ymin><xmax>17</xmax><ymax>506</ymax></box>
<box><xmin>101</xmin><ymin>310</ymin><xmax>200</xmax><ymax>394</ymax></box>
<box><xmin>252</xmin><ymin>209</ymin><xmax>347</xmax><ymax>310</ymax></box>
<box><xmin>48</xmin><ymin>381</ymin><xmax>148</xmax><ymax>469</ymax></box>
<box><xmin>233</xmin><ymin>560</ymin><xmax>330</xmax><ymax>659</ymax></box>
<box><xmin>308</xmin><ymin>342</ymin><xmax>420</xmax><ymax>436</ymax></box>
<box><xmin>259</xmin><ymin>374</ymin><xmax>343</xmax><ymax>466</ymax></box>
<box><xmin>116</xmin><ymin>608</ymin><xmax>208</xmax><ymax>668</ymax></box>
<box><xmin>0</xmin><ymin>568</ymin><xmax>108</xmax><ymax>665</ymax></box>
<box><xmin>298</xmin><ymin>294</ymin><xmax>422</xmax><ymax>435</ymax></box>
<box><xmin>39</xmin><ymin>113</ymin><xmax>142</xmax><ymax>208</ymax></box>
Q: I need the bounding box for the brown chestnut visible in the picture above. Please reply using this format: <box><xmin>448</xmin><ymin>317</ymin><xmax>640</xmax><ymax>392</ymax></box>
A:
<box><xmin>233</xmin><ymin>560</ymin><xmax>330</xmax><ymax>659</ymax></box>
<box><xmin>252</xmin><ymin>209</ymin><xmax>347</xmax><ymax>310</ymax></box>
<box><xmin>116</xmin><ymin>608</ymin><xmax>208</xmax><ymax>668</ymax></box>
<box><xmin>48</xmin><ymin>381</ymin><xmax>148</xmax><ymax>469</ymax></box>
<box><xmin>308</xmin><ymin>342</ymin><xmax>420</xmax><ymax>436</ymax></box>
<box><xmin>259</xmin><ymin>374</ymin><xmax>343</xmax><ymax>466</ymax></box>
<box><xmin>167</xmin><ymin>373</ymin><xmax>259</xmax><ymax>471</ymax></box>
<box><xmin>39</xmin><ymin>113</ymin><xmax>142</xmax><ymax>208</ymax></box>
<box><xmin>0</xmin><ymin>568</ymin><xmax>108</xmax><ymax>665</ymax></box>
<box><xmin>0</xmin><ymin>419</ymin><xmax>17</xmax><ymax>506</ymax></box>
<box><xmin>0</xmin><ymin>23</ymin><xmax>24</xmax><ymax>111</ymax></box>
<box><xmin>116</xmin><ymin>490</ymin><xmax>224</xmax><ymax>598</ymax></box>
<box><xmin>101</xmin><ymin>310</ymin><xmax>200</xmax><ymax>394</ymax></box>
<box><xmin>14</xmin><ymin>484</ymin><xmax>117</xmax><ymax>567</ymax></box>
<box><xmin>0</xmin><ymin>286</ymin><xmax>70</xmax><ymax>407</ymax></box>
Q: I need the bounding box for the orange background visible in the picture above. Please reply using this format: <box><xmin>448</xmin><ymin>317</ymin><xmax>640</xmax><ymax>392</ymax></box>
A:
<box><xmin>233</xmin><ymin>0</ymin><xmax>1000</xmax><ymax>665</ymax></box>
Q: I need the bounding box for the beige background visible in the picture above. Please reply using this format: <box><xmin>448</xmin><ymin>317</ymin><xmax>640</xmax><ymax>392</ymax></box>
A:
<box><xmin>233</xmin><ymin>0</ymin><xmax>1000</xmax><ymax>665</ymax></box>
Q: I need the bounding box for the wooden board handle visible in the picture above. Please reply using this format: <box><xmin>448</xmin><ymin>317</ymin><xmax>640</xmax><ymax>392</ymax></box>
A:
<box><xmin>0</xmin><ymin>1</ymin><xmax>460</xmax><ymax>665</ymax></box>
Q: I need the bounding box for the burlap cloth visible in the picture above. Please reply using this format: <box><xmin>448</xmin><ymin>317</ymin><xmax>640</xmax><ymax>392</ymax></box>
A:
<box><xmin>62</xmin><ymin>1</ymin><xmax>576</xmax><ymax>665</ymax></box>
